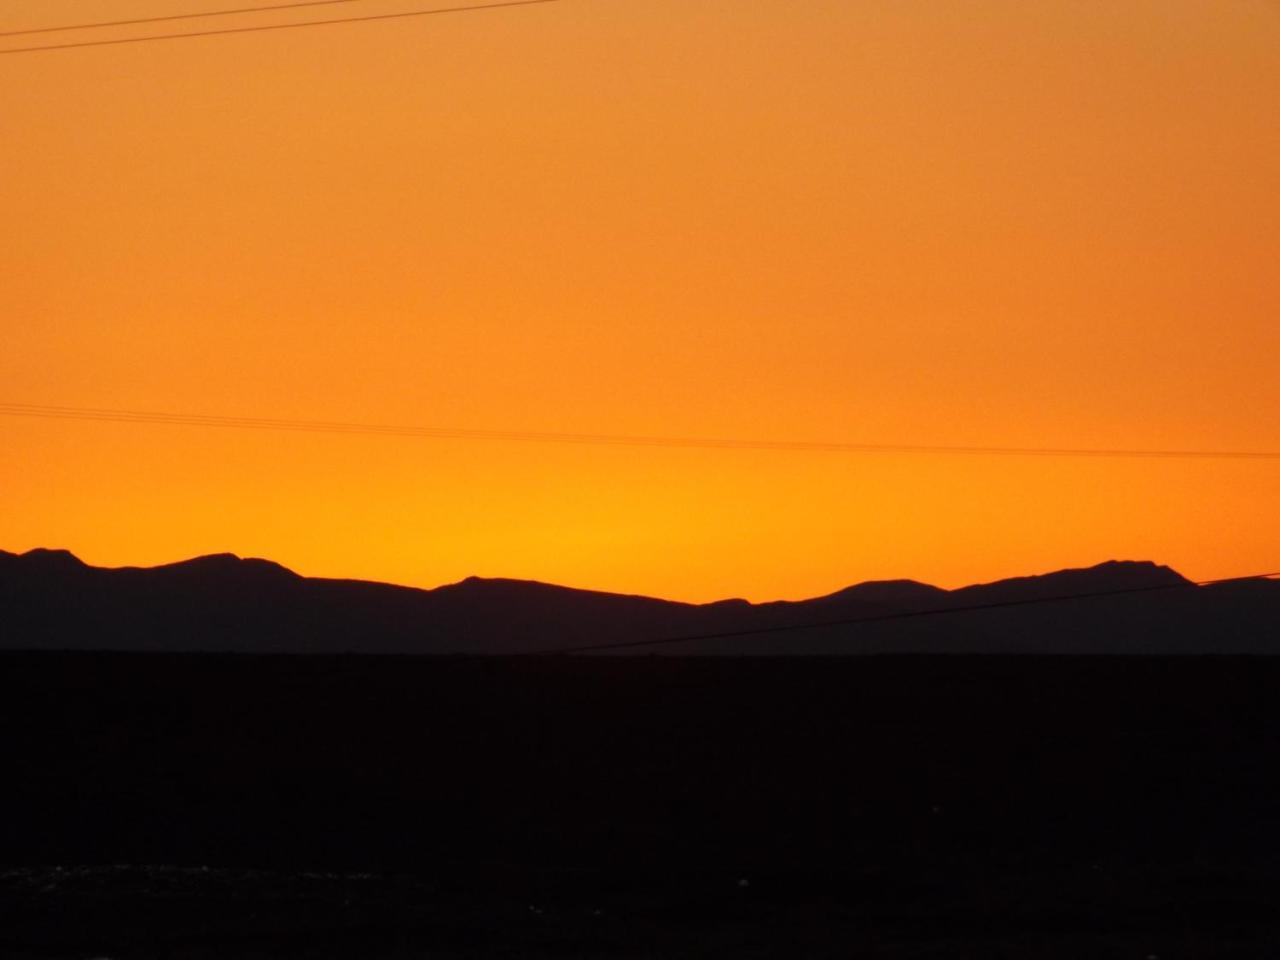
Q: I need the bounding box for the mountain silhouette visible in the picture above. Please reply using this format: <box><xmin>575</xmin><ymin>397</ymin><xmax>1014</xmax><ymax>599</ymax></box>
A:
<box><xmin>1</xmin><ymin>549</ymin><xmax>1276</xmax><ymax>654</ymax></box>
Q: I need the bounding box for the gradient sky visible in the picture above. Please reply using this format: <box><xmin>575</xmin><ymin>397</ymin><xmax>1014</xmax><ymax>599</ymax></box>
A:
<box><xmin>3</xmin><ymin>0</ymin><xmax>1278</xmax><ymax>602</ymax></box>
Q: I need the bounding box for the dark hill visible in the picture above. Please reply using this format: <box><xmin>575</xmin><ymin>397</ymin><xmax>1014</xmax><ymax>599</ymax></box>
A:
<box><xmin>0</xmin><ymin>549</ymin><xmax>1276</xmax><ymax>654</ymax></box>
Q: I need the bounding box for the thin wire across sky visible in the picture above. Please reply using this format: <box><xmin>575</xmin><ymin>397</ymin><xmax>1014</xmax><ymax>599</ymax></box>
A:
<box><xmin>0</xmin><ymin>0</ymin><xmax>562</xmax><ymax>55</ymax></box>
<box><xmin>0</xmin><ymin>0</ymin><xmax>366</xmax><ymax>38</ymax></box>
<box><xmin>3</xmin><ymin>401</ymin><xmax>1279</xmax><ymax>462</ymax></box>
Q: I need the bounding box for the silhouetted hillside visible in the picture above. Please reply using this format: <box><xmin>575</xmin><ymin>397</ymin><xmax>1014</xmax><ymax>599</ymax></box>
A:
<box><xmin>1</xmin><ymin>549</ymin><xmax>1276</xmax><ymax>653</ymax></box>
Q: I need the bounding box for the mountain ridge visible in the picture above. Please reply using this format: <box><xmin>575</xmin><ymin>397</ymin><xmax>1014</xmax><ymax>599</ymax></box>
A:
<box><xmin>1</xmin><ymin>548</ymin><xmax>1275</xmax><ymax>655</ymax></box>
<box><xmin>0</xmin><ymin>547</ymin><xmax>1184</xmax><ymax>606</ymax></box>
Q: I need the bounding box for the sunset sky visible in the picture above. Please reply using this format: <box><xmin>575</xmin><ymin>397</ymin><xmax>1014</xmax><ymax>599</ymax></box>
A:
<box><xmin>2</xmin><ymin>0</ymin><xmax>1278</xmax><ymax>602</ymax></box>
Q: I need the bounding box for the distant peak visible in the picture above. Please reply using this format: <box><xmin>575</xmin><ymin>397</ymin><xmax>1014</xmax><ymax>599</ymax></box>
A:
<box><xmin>955</xmin><ymin>560</ymin><xmax>1191</xmax><ymax>599</ymax></box>
<box><xmin>435</xmin><ymin>575</ymin><xmax>570</xmax><ymax>596</ymax></box>
<box><xmin>816</xmin><ymin>579</ymin><xmax>948</xmax><ymax>604</ymax></box>
<box><xmin>1094</xmin><ymin>558</ymin><xmax>1185</xmax><ymax>574</ymax></box>
<box><xmin>445</xmin><ymin>575</ymin><xmax>609</xmax><ymax>594</ymax></box>
<box><xmin>18</xmin><ymin>548</ymin><xmax>87</xmax><ymax>569</ymax></box>
<box><xmin>157</xmin><ymin>553</ymin><xmax>299</xmax><ymax>579</ymax></box>
<box><xmin>1056</xmin><ymin>560</ymin><xmax>1190</xmax><ymax>585</ymax></box>
<box><xmin>452</xmin><ymin>574</ymin><xmax>542</xmax><ymax>588</ymax></box>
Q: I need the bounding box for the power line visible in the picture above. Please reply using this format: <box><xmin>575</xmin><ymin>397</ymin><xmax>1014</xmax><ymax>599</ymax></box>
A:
<box><xmin>2</xmin><ymin>400</ymin><xmax>1279</xmax><ymax>462</ymax></box>
<box><xmin>525</xmin><ymin>571</ymin><xmax>1280</xmax><ymax>655</ymax></box>
<box><xmin>0</xmin><ymin>0</ymin><xmax>562</xmax><ymax>55</ymax></box>
<box><xmin>0</xmin><ymin>0</ymin><xmax>365</xmax><ymax>38</ymax></box>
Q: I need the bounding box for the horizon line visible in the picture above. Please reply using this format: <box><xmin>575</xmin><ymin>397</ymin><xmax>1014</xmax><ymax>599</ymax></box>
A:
<box><xmin>8</xmin><ymin>545</ymin><xmax>1270</xmax><ymax>608</ymax></box>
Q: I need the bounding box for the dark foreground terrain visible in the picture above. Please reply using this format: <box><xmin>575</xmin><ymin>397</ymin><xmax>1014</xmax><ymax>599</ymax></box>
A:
<box><xmin>3</xmin><ymin>653</ymin><xmax>1280</xmax><ymax>957</ymax></box>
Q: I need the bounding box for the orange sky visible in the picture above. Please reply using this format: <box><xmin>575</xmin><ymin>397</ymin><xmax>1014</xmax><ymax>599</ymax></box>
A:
<box><xmin>2</xmin><ymin>0</ymin><xmax>1278</xmax><ymax>602</ymax></box>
